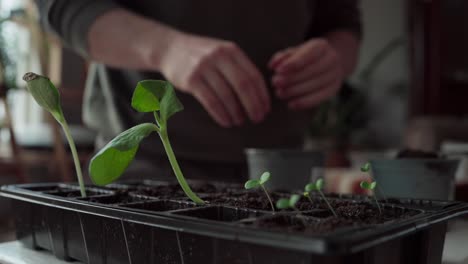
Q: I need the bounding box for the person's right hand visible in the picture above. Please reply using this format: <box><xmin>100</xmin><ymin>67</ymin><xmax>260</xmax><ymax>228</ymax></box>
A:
<box><xmin>158</xmin><ymin>33</ymin><xmax>270</xmax><ymax>127</ymax></box>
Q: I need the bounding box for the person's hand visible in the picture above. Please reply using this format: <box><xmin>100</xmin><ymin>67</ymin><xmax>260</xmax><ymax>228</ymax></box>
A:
<box><xmin>158</xmin><ymin>33</ymin><xmax>270</xmax><ymax>127</ymax></box>
<box><xmin>268</xmin><ymin>38</ymin><xmax>344</xmax><ymax>110</ymax></box>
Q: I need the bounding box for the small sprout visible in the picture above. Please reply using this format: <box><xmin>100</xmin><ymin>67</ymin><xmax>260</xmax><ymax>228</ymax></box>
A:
<box><xmin>361</xmin><ymin>162</ymin><xmax>371</xmax><ymax>172</ymax></box>
<box><xmin>23</xmin><ymin>73</ymin><xmax>86</xmax><ymax>198</ymax></box>
<box><xmin>360</xmin><ymin>180</ymin><xmax>382</xmax><ymax>214</ymax></box>
<box><xmin>276</xmin><ymin>194</ymin><xmax>307</xmax><ymax>225</ymax></box>
<box><xmin>303</xmin><ymin>191</ymin><xmax>314</xmax><ymax>204</ymax></box>
<box><xmin>304</xmin><ymin>178</ymin><xmax>337</xmax><ymax>217</ymax></box>
<box><xmin>360</xmin><ymin>162</ymin><xmax>387</xmax><ymax>201</ymax></box>
<box><xmin>276</xmin><ymin>194</ymin><xmax>301</xmax><ymax>210</ymax></box>
<box><xmin>244</xmin><ymin>172</ymin><xmax>275</xmax><ymax>212</ymax></box>
<box><xmin>360</xmin><ymin>181</ymin><xmax>377</xmax><ymax>190</ymax></box>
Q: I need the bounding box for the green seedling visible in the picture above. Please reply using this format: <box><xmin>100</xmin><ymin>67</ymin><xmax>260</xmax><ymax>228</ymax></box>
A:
<box><xmin>361</xmin><ymin>162</ymin><xmax>387</xmax><ymax>201</ymax></box>
<box><xmin>276</xmin><ymin>194</ymin><xmax>301</xmax><ymax>211</ymax></box>
<box><xmin>304</xmin><ymin>178</ymin><xmax>337</xmax><ymax>217</ymax></box>
<box><xmin>88</xmin><ymin>80</ymin><xmax>204</xmax><ymax>204</ymax></box>
<box><xmin>245</xmin><ymin>172</ymin><xmax>275</xmax><ymax>211</ymax></box>
<box><xmin>22</xmin><ymin>72</ymin><xmax>86</xmax><ymax>197</ymax></box>
<box><xmin>360</xmin><ymin>162</ymin><xmax>371</xmax><ymax>173</ymax></box>
<box><xmin>360</xmin><ymin>180</ymin><xmax>382</xmax><ymax>214</ymax></box>
<box><xmin>277</xmin><ymin>194</ymin><xmax>308</xmax><ymax>225</ymax></box>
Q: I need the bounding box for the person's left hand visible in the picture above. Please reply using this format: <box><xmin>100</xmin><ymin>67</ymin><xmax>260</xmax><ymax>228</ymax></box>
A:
<box><xmin>269</xmin><ymin>38</ymin><xmax>344</xmax><ymax>110</ymax></box>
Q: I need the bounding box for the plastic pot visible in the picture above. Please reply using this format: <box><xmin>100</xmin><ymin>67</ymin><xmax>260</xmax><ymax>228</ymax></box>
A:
<box><xmin>371</xmin><ymin>159</ymin><xmax>459</xmax><ymax>200</ymax></box>
<box><xmin>245</xmin><ymin>148</ymin><xmax>324</xmax><ymax>191</ymax></box>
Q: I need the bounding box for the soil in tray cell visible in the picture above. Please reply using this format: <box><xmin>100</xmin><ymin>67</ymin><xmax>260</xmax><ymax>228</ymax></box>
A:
<box><xmin>173</xmin><ymin>206</ymin><xmax>265</xmax><ymax>222</ymax></box>
<box><xmin>132</xmin><ymin>181</ymin><xmax>241</xmax><ymax>198</ymax></box>
<box><xmin>247</xmin><ymin>202</ymin><xmax>419</xmax><ymax>234</ymax></box>
<box><xmin>119</xmin><ymin>200</ymin><xmax>196</xmax><ymax>212</ymax></box>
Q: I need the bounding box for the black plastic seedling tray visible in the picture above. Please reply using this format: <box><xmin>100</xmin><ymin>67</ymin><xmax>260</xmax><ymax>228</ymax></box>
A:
<box><xmin>1</xmin><ymin>180</ymin><xmax>468</xmax><ymax>264</ymax></box>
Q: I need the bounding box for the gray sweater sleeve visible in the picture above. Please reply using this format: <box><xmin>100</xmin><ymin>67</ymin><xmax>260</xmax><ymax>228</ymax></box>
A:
<box><xmin>35</xmin><ymin>0</ymin><xmax>119</xmax><ymax>56</ymax></box>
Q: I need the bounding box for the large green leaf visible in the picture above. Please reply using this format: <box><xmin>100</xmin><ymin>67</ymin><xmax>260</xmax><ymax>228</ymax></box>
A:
<box><xmin>131</xmin><ymin>80</ymin><xmax>183</xmax><ymax>122</ymax></box>
<box><xmin>89</xmin><ymin>123</ymin><xmax>158</xmax><ymax>185</ymax></box>
<box><xmin>23</xmin><ymin>72</ymin><xmax>64</xmax><ymax>123</ymax></box>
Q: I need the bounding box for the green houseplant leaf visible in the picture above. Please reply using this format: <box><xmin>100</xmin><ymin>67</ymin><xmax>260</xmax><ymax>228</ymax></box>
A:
<box><xmin>89</xmin><ymin>123</ymin><xmax>158</xmax><ymax>185</ymax></box>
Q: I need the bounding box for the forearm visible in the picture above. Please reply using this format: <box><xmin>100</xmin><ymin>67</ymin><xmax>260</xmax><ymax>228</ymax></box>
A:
<box><xmin>87</xmin><ymin>8</ymin><xmax>179</xmax><ymax>71</ymax></box>
<box><xmin>325</xmin><ymin>30</ymin><xmax>360</xmax><ymax>77</ymax></box>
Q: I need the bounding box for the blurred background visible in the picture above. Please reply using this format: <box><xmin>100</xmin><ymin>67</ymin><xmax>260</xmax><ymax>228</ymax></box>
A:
<box><xmin>0</xmin><ymin>0</ymin><xmax>467</xmax><ymax>250</ymax></box>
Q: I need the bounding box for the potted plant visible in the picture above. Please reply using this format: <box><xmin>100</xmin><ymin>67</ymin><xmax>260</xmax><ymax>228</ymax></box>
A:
<box><xmin>1</xmin><ymin>75</ymin><xmax>467</xmax><ymax>264</ymax></box>
<box><xmin>371</xmin><ymin>149</ymin><xmax>459</xmax><ymax>200</ymax></box>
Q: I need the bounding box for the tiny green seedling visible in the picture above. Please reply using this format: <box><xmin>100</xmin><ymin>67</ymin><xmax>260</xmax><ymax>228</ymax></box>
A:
<box><xmin>22</xmin><ymin>73</ymin><xmax>86</xmax><ymax>197</ymax></box>
<box><xmin>304</xmin><ymin>178</ymin><xmax>337</xmax><ymax>217</ymax></box>
<box><xmin>361</xmin><ymin>162</ymin><xmax>371</xmax><ymax>173</ymax></box>
<box><xmin>276</xmin><ymin>194</ymin><xmax>301</xmax><ymax>211</ymax></box>
<box><xmin>360</xmin><ymin>180</ymin><xmax>382</xmax><ymax>214</ymax></box>
<box><xmin>361</xmin><ymin>162</ymin><xmax>387</xmax><ymax>200</ymax></box>
<box><xmin>245</xmin><ymin>172</ymin><xmax>275</xmax><ymax>212</ymax></box>
<box><xmin>276</xmin><ymin>194</ymin><xmax>307</xmax><ymax>225</ymax></box>
<box><xmin>88</xmin><ymin>80</ymin><xmax>204</xmax><ymax>204</ymax></box>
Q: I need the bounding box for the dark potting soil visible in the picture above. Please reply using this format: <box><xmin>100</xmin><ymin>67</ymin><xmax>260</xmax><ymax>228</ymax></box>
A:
<box><xmin>47</xmin><ymin>190</ymin><xmax>104</xmax><ymax>198</ymax></box>
<box><xmin>84</xmin><ymin>190</ymin><xmax>141</xmax><ymax>204</ymax></box>
<box><xmin>248</xmin><ymin>201</ymin><xmax>418</xmax><ymax>234</ymax></box>
<box><xmin>203</xmin><ymin>192</ymin><xmax>375</xmax><ymax>212</ymax></box>
<box><xmin>132</xmin><ymin>182</ymin><xmax>241</xmax><ymax>198</ymax></box>
<box><xmin>204</xmin><ymin>191</ymin><xmax>288</xmax><ymax>210</ymax></box>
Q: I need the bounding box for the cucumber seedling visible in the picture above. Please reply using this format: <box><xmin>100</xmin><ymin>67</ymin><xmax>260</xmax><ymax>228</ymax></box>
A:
<box><xmin>88</xmin><ymin>80</ymin><xmax>204</xmax><ymax>204</ymax></box>
<box><xmin>361</xmin><ymin>162</ymin><xmax>387</xmax><ymax>201</ymax></box>
<box><xmin>22</xmin><ymin>73</ymin><xmax>86</xmax><ymax>197</ymax></box>
<box><xmin>360</xmin><ymin>180</ymin><xmax>382</xmax><ymax>214</ymax></box>
<box><xmin>244</xmin><ymin>172</ymin><xmax>275</xmax><ymax>211</ymax></box>
<box><xmin>277</xmin><ymin>194</ymin><xmax>308</xmax><ymax>225</ymax></box>
<box><xmin>276</xmin><ymin>194</ymin><xmax>301</xmax><ymax>211</ymax></box>
<box><xmin>304</xmin><ymin>178</ymin><xmax>337</xmax><ymax>217</ymax></box>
